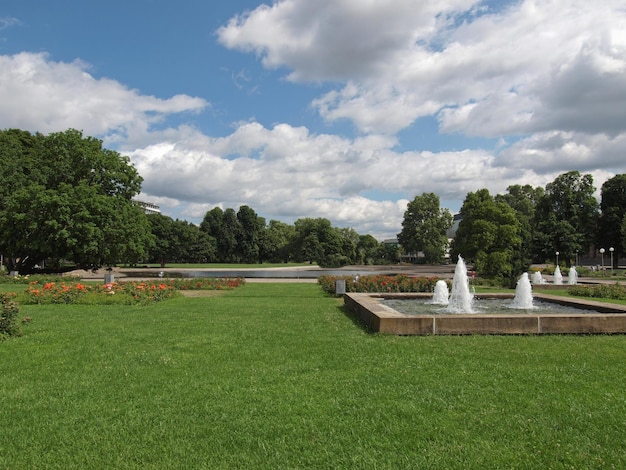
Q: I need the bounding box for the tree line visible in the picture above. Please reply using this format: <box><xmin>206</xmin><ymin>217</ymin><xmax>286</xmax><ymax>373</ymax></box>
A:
<box><xmin>148</xmin><ymin>208</ymin><xmax>394</xmax><ymax>267</ymax></box>
<box><xmin>0</xmin><ymin>128</ymin><xmax>395</xmax><ymax>273</ymax></box>
<box><xmin>398</xmin><ymin>171</ymin><xmax>626</xmax><ymax>285</ymax></box>
<box><xmin>2</xmin><ymin>128</ymin><xmax>625</xmax><ymax>277</ymax></box>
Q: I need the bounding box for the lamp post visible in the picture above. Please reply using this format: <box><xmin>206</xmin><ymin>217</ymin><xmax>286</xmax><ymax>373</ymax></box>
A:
<box><xmin>575</xmin><ymin>251</ymin><xmax>579</xmax><ymax>267</ymax></box>
<box><xmin>555</xmin><ymin>251</ymin><xmax>559</xmax><ymax>267</ymax></box>
<box><xmin>600</xmin><ymin>248</ymin><xmax>605</xmax><ymax>270</ymax></box>
<box><xmin>610</xmin><ymin>247</ymin><xmax>614</xmax><ymax>271</ymax></box>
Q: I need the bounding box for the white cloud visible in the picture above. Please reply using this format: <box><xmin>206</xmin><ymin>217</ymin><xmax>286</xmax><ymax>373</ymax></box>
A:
<box><xmin>130</xmin><ymin>121</ymin><xmax>537</xmax><ymax>239</ymax></box>
<box><xmin>218</xmin><ymin>0</ymin><xmax>626</xmax><ymax>142</ymax></box>
<box><xmin>2</xmin><ymin>2</ymin><xmax>626</xmax><ymax>240</ymax></box>
<box><xmin>0</xmin><ymin>52</ymin><xmax>208</xmax><ymax>146</ymax></box>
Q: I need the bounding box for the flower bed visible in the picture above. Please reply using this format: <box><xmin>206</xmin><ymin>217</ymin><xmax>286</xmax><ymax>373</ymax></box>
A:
<box><xmin>318</xmin><ymin>274</ymin><xmax>441</xmax><ymax>294</ymax></box>
<box><xmin>22</xmin><ymin>278</ymin><xmax>245</xmax><ymax>305</ymax></box>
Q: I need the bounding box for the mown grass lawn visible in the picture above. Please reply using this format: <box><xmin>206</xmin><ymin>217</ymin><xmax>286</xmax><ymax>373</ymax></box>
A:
<box><xmin>1</xmin><ymin>283</ymin><xmax>625</xmax><ymax>468</ymax></box>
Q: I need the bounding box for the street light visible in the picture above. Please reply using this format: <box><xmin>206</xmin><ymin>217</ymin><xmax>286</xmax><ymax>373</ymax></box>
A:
<box><xmin>610</xmin><ymin>247</ymin><xmax>614</xmax><ymax>271</ymax></box>
<box><xmin>600</xmin><ymin>248</ymin><xmax>605</xmax><ymax>270</ymax></box>
<box><xmin>556</xmin><ymin>251</ymin><xmax>559</xmax><ymax>266</ymax></box>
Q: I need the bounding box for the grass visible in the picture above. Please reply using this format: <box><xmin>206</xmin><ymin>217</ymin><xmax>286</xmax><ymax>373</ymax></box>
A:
<box><xmin>1</xmin><ymin>283</ymin><xmax>626</xmax><ymax>468</ymax></box>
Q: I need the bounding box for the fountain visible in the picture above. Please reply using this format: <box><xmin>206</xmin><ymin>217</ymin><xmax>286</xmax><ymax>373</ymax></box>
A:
<box><xmin>510</xmin><ymin>273</ymin><xmax>534</xmax><ymax>309</ymax></box>
<box><xmin>430</xmin><ymin>280</ymin><xmax>449</xmax><ymax>305</ymax></box>
<box><xmin>446</xmin><ymin>256</ymin><xmax>474</xmax><ymax>313</ymax></box>
<box><xmin>568</xmin><ymin>266</ymin><xmax>578</xmax><ymax>285</ymax></box>
<box><xmin>531</xmin><ymin>271</ymin><xmax>547</xmax><ymax>284</ymax></box>
<box><xmin>553</xmin><ymin>265</ymin><xmax>563</xmax><ymax>285</ymax></box>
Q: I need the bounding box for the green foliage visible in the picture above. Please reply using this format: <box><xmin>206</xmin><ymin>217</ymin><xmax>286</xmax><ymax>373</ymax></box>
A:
<box><xmin>0</xmin><ymin>128</ymin><xmax>152</xmax><ymax>273</ymax></box>
<box><xmin>599</xmin><ymin>174</ymin><xmax>626</xmax><ymax>267</ymax></box>
<box><xmin>533</xmin><ymin>171</ymin><xmax>598</xmax><ymax>264</ymax></box>
<box><xmin>318</xmin><ymin>274</ymin><xmax>440</xmax><ymax>293</ymax></box>
<box><xmin>148</xmin><ymin>213</ymin><xmax>216</xmax><ymax>266</ymax></box>
<box><xmin>397</xmin><ymin>192</ymin><xmax>453</xmax><ymax>263</ymax></box>
<box><xmin>0</xmin><ymin>292</ymin><xmax>21</xmax><ymax>339</ymax></box>
<box><xmin>451</xmin><ymin>189</ymin><xmax>522</xmax><ymax>283</ymax></box>
<box><xmin>568</xmin><ymin>283</ymin><xmax>626</xmax><ymax>301</ymax></box>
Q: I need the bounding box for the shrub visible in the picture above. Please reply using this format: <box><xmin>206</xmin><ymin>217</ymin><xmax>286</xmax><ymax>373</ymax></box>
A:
<box><xmin>318</xmin><ymin>274</ymin><xmax>440</xmax><ymax>294</ymax></box>
<box><xmin>21</xmin><ymin>278</ymin><xmax>245</xmax><ymax>305</ymax></box>
<box><xmin>568</xmin><ymin>283</ymin><xmax>626</xmax><ymax>301</ymax></box>
<box><xmin>0</xmin><ymin>292</ymin><xmax>21</xmax><ymax>339</ymax></box>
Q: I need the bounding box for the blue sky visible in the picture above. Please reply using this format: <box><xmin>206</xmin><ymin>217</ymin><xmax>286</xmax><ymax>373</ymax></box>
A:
<box><xmin>2</xmin><ymin>0</ymin><xmax>625</xmax><ymax>239</ymax></box>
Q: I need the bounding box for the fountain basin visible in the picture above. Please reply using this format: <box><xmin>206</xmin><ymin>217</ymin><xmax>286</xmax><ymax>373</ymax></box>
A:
<box><xmin>343</xmin><ymin>293</ymin><xmax>626</xmax><ymax>335</ymax></box>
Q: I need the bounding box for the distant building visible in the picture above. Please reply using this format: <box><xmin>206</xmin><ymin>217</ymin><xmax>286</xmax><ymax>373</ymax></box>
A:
<box><xmin>133</xmin><ymin>200</ymin><xmax>161</xmax><ymax>215</ymax></box>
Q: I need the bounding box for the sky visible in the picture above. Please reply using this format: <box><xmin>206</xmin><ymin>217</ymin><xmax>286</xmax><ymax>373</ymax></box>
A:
<box><xmin>1</xmin><ymin>0</ymin><xmax>625</xmax><ymax>240</ymax></box>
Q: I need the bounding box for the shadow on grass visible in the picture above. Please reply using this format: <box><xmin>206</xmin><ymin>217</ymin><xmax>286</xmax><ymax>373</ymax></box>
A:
<box><xmin>338</xmin><ymin>303</ymin><xmax>373</xmax><ymax>334</ymax></box>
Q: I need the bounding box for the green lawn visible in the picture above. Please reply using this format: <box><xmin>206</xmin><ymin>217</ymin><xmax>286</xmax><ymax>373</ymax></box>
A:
<box><xmin>1</xmin><ymin>283</ymin><xmax>625</xmax><ymax>468</ymax></box>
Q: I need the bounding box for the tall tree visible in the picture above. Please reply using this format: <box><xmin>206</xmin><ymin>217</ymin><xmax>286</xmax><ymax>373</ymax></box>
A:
<box><xmin>236</xmin><ymin>205</ymin><xmax>264</xmax><ymax>263</ymax></box>
<box><xmin>261</xmin><ymin>220</ymin><xmax>295</xmax><ymax>263</ymax></box>
<box><xmin>0</xmin><ymin>129</ymin><xmax>152</xmax><ymax>273</ymax></box>
<box><xmin>599</xmin><ymin>174</ymin><xmax>626</xmax><ymax>267</ymax></box>
<box><xmin>397</xmin><ymin>192</ymin><xmax>453</xmax><ymax>263</ymax></box>
<box><xmin>450</xmin><ymin>189</ymin><xmax>522</xmax><ymax>283</ymax></box>
<box><xmin>496</xmin><ymin>184</ymin><xmax>544</xmax><ymax>272</ymax></box>
<box><xmin>292</xmin><ymin>218</ymin><xmax>343</xmax><ymax>267</ymax></box>
<box><xmin>533</xmin><ymin>171</ymin><xmax>599</xmax><ymax>265</ymax></box>
<box><xmin>200</xmin><ymin>207</ymin><xmax>239</xmax><ymax>263</ymax></box>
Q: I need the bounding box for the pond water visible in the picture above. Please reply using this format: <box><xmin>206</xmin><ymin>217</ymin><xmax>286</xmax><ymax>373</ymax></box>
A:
<box><xmin>380</xmin><ymin>297</ymin><xmax>598</xmax><ymax>315</ymax></box>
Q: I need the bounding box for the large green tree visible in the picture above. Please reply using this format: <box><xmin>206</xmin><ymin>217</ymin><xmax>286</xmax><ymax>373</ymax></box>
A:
<box><xmin>495</xmin><ymin>184</ymin><xmax>544</xmax><ymax>273</ymax></box>
<box><xmin>148</xmin><ymin>214</ymin><xmax>215</xmax><ymax>267</ymax></box>
<box><xmin>532</xmin><ymin>171</ymin><xmax>598</xmax><ymax>265</ymax></box>
<box><xmin>0</xmin><ymin>129</ymin><xmax>152</xmax><ymax>273</ymax></box>
<box><xmin>397</xmin><ymin>192</ymin><xmax>453</xmax><ymax>263</ymax></box>
<box><xmin>236</xmin><ymin>205</ymin><xmax>265</xmax><ymax>263</ymax></box>
<box><xmin>261</xmin><ymin>220</ymin><xmax>295</xmax><ymax>263</ymax></box>
<box><xmin>292</xmin><ymin>218</ymin><xmax>343</xmax><ymax>267</ymax></box>
<box><xmin>598</xmin><ymin>174</ymin><xmax>626</xmax><ymax>267</ymax></box>
<box><xmin>450</xmin><ymin>189</ymin><xmax>522</xmax><ymax>283</ymax></box>
<box><xmin>200</xmin><ymin>207</ymin><xmax>239</xmax><ymax>263</ymax></box>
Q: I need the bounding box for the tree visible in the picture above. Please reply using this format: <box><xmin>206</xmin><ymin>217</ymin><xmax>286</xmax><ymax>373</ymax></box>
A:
<box><xmin>148</xmin><ymin>214</ymin><xmax>216</xmax><ymax>266</ymax></box>
<box><xmin>0</xmin><ymin>129</ymin><xmax>152</xmax><ymax>273</ymax></box>
<box><xmin>450</xmin><ymin>189</ymin><xmax>522</xmax><ymax>283</ymax></box>
<box><xmin>261</xmin><ymin>220</ymin><xmax>295</xmax><ymax>263</ymax></box>
<box><xmin>532</xmin><ymin>171</ymin><xmax>598</xmax><ymax>265</ymax></box>
<box><xmin>495</xmin><ymin>184</ymin><xmax>544</xmax><ymax>273</ymax></box>
<box><xmin>236</xmin><ymin>205</ymin><xmax>265</xmax><ymax>263</ymax></box>
<box><xmin>599</xmin><ymin>174</ymin><xmax>626</xmax><ymax>268</ymax></box>
<box><xmin>357</xmin><ymin>234</ymin><xmax>380</xmax><ymax>265</ymax></box>
<box><xmin>200</xmin><ymin>207</ymin><xmax>239</xmax><ymax>263</ymax></box>
<box><xmin>397</xmin><ymin>193</ymin><xmax>453</xmax><ymax>263</ymax></box>
<box><xmin>292</xmin><ymin>218</ymin><xmax>343</xmax><ymax>267</ymax></box>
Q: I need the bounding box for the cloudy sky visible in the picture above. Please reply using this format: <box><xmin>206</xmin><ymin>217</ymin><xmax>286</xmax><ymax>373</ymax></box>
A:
<box><xmin>1</xmin><ymin>0</ymin><xmax>625</xmax><ymax>240</ymax></box>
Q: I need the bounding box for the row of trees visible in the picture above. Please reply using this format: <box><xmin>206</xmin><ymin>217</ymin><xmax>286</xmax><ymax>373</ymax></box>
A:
<box><xmin>147</xmin><ymin>208</ymin><xmax>394</xmax><ymax>267</ymax></box>
<box><xmin>398</xmin><ymin>171</ymin><xmax>626</xmax><ymax>284</ymax></box>
<box><xmin>0</xmin><ymin>128</ymin><xmax>396</xmax><ymax>273</ymax></box>
<box><xmin>2</xmin><ymin>128</ymin><xmax>625</xmax><ymax>278</ymax></box>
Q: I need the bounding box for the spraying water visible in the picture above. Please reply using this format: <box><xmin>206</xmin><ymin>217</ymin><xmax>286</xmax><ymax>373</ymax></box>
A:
<box><xmin>553</xmin><ymin>265</ymin><xmax>563</xmax><ymax>285</ymax></box>
<box><xmin>446</xmin><ymin>256</ymin><xmax>474</xmax><ymax>313</ymax></box>
<box><xmin>431</xmin><ymin>280</ymin><xmax>450</xmax><ymax>305</ymax></box>
<box><xmin>568</xmin><ymin>266</ymin><xmax>578</xmax><ymax>285</ymax></box>
<box><xmin>511</xmin><ymin>272</ymin><xmax>534</xmax><ymax>309</ymax></box>
<box><xmin>531</xmin><ymin>271</ymin><xmax>547</xmax><ymax>284</ymax></box>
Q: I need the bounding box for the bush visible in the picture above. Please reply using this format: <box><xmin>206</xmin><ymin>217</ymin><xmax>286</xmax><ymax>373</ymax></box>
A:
<box><xmin>21</xmin><ymin>278</ymin><xmax>245</xmax><ymax>305</ymax></box>
<box><xmin>0</xmin><ymin>292</ymin><xmax>21</xmax><ymax>339</ymax></box>
<box><xmin>568</xmin><ymin>283</ymin><xmax>626</xmax><ymax>301</ymax></box>
<box><xmin>318</xmin><ymin>274</ymin><xmax>440</xmax><ymax>294</ymax></box>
